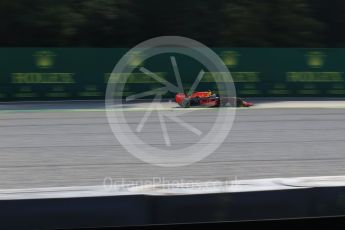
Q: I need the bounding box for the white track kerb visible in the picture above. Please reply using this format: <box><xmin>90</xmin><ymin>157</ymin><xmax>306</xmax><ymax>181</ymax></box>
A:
<box><xmin>105</xmin><ymin>36</ymin><xmax>236</xmax><ymax>167</ymax></box>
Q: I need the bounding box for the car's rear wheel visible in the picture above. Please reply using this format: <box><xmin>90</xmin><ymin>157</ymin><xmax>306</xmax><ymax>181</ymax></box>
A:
<box><xmin>181</xmin><ymin>98</ymin><xmax>190</xmax><ymax>108</ymax></box>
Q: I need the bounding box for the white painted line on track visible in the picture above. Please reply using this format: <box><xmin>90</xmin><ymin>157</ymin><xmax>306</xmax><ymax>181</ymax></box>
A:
<box><xmin>1</xmin><ymin>101</ymin><xmax>345</xmax><ymax>113</ymax></box>
<box><xmin>1</xmin><ymin>175</ymin><xmax>344</xmax><ymax>200</ymax></box>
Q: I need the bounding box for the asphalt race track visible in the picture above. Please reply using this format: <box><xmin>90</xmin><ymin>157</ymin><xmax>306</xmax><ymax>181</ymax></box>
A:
<box><xmin>1</xmin><ymin>100</ymin><xmax>345</xmax><ymax>190</ymax></box>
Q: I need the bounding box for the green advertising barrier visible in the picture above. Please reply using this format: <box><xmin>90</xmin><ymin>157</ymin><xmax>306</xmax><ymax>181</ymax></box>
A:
<box><xmin>0</xmin><ymin>48</ymin><xmax>344</xmax><ymax>101</ymax></box>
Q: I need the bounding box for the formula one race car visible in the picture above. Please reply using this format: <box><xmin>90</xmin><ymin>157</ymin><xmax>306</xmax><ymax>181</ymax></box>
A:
<box><xmin>175</xmin><ymin>91</ymin><xmax>253</xmax><ymax>108</ymax></box>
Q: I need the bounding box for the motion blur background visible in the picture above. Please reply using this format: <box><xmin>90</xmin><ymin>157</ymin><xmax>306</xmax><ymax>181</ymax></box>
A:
<box><xmin>2</xmin><ymin>0</ymin><xmax>345</xmax><ymax>187</ymax></box>
<box><xmin>2</xmin><ymin>2</ymin><xmax>345</xmax><ymax>229</ymax></box>
<box><xmin>1</xmin><ymin>0</ymin><xmax>344</xmax><ymax>48</ymax></box>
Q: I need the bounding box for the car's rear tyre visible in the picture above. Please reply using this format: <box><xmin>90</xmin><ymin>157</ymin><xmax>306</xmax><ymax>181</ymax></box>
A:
<box><xmin>181</xmin><ymin>98</ymin><xmax>191</xmax><ymax>108</ymax></box>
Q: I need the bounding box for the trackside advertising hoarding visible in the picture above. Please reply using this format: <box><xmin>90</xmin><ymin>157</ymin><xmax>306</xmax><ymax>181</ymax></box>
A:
<box><xmin>0</xmin><ymin>48</ymin><xmax>344</xmax><ymax>101</ymax></box>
